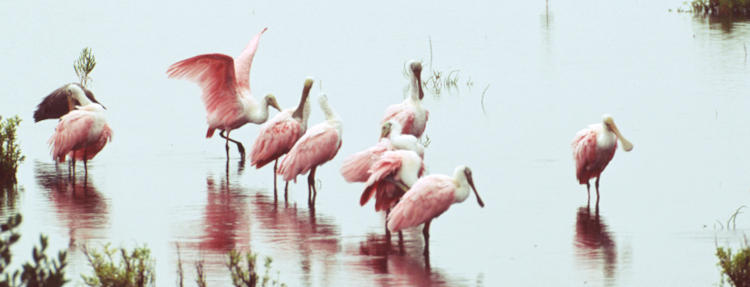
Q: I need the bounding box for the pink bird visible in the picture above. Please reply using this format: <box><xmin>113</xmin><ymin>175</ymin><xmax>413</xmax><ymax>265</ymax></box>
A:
<box><xmin>166</xmin><ymin>27</ymin><xmax>281</xmax><ymax>160</ymax></box>
<box><xmin>387</xmin><ymin>165</ymin><xmax>485</xmax><ymax>255</ymax></box>
<box><xmin>49</xmin><ymin>85</ymin><xmax>113</xmax><ymax>176</ymax></box>
<box><xmin>278</xmin><ymin>94</ymin><xmax>342</xmax><ymax>206</ymax></box>
<box><xmin>360</xmin><ymin>150</ymin><xmax>424</xmax><ymax>212</ymax></box>
<box><xmin>361</xmin><ymin>150</ymin><xmax>424</xmax><ymax>237</ymax></box>
<box><xmin>250</xmin><ymin>78</ymin><xmax>313</xmax><ymax>197</ymax></box>
<box><xmin>340</xmin><ymin>120</ymin><xmax>424</xmax><ymax>183</ymax></box>
<box><xmin>381</xmin><ymin>60</ymin><xmax>429</xmax><ymax>138</ymax></box>
<box><xmin>572</xmin><ymin>114</ymin><xmax>633</xmax><ymax>201</ymax></box>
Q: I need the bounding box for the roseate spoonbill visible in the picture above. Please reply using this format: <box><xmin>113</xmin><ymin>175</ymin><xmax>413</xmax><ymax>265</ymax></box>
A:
<box><xmin>572</xmin><ymin>114</ymin><xmax>633</xmax><ymax>201</ymax></box>
<box><xmin>250</xmin><ymin>77</ymin><xmax>314</xmax><ymax>197</ymax></box>
<box><xmin>340</xmin><ymin>120</ymin><xmax>424</xmax><ymax>183</ymax></box>
<box><xmin>387</xmin><ymin>165</ymin><xmax>485</xmax><ymax>255</ymax></box>
<box><xmin>49</xmin><ymin>91</ymin><xmax>113</xmax><ymax>176</ymax></box>
<box><xmin>361</xmin><ymin>150</ymin><xmax>424</xmax><ymax>211</ymax></box>
<box><xmin>34</xmin><ymin>83</ymin><xmax>104</xmax><ymax>122</ymax></box>
<box><xmin>278</xmin><ymin>94</ymin><xmax>342</xmax><ymax>206</ymax></box>
<box><xmin>361</xmin><ymin>150</ymin><xmax>424</xmax><ymax>238</ymax></box>
<box><xmin>166</xmin><ymin>27</ymin><xmax>281</xmax><ymax>160</ymax></box>
<box><xmin>381</xmin><ymin>60</ymin><xmax>429</xmax><ymax>138</ymax></box>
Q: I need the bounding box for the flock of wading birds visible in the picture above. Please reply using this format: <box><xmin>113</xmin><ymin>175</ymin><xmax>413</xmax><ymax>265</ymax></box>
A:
<box><xmin>32</xmin><ymin>27</ymin><xmax>634</xmax><ymax>255</ymax></box>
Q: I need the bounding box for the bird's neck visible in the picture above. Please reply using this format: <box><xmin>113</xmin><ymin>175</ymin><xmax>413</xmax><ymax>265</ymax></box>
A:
<box><xmin>319</xmin><ymin>98</ymin><xmax>338</xmax><ymax>122</ymax></box>
<box><xmin>452</xmin><ymin>172</ymin><xmax>471</xmax><ymax>203</ymax></box>
<box><xmin>597</xmin><ymin>125</ymin><xmax>617</xmax><ymax>149</ymax></box>
<box><xmin>246</xmin><ymin>97</ymin><xmax>271</xmax><ymax>123</ymax></box>
<box><xmin>409</xmin><ymin>74</ymin><xmax>421</xmax><ymax>101</ymax></box>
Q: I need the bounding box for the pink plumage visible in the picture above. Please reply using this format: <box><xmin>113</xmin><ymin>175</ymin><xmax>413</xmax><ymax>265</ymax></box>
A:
<box><xmin>250</xmin><ymin>111</ymin><xmax>303</xmax><ymax>168</ymax></box>
<box><xmin>381</xmin><ymin>104</ymin><xmax>429</xmax><ymax>138</ymax></box>
<box><xmin>278</xmin><ymin>122</ymin><xmax>342</xmax><ymax>182</ymax></box>
<box><xmin>386</xmin><ymin>174</ymin><xmax>455</xmax><ymax>232</ymax></box>
<box><xmin>166</xmin><ymin>27</ymin><xmax>272</xmax><ymax>144</ymax></box>
<box><xmin>572</xmin><ymin>123</ymin><xmax>617</xmax><ymax>185</ymax></box>
<box><xmin>360</xmin><ymin>150</ymin><xmax>424</xmax><ymax>211</ymax></box>
<box><xmin>49</xmin><ymin>104</ymin><xmax>112</xmax><ymax>163</ymax></box>
<box><xmin>339</xmin><ymin>138</ymin><xmax>392</xmax><ymax>183</ymax></box>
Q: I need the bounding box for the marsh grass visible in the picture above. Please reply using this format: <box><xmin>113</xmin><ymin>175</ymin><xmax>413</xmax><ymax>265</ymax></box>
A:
<box><xmin>0</xmin><ymin>116</ymin><xmax>24</xmax><ymax>186</ymax></box>
<box><xmin>81</xmin><ymin>244</ymin><xmax>155</xmax><ymax>287</ymax></box>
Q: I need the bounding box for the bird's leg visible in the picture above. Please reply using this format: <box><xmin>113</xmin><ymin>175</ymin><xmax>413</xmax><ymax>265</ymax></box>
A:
<box><xmin>307</xmin><ymin>169</ymin><xmax>314</xmax><ymax>206</ymax></box>
<box><xmin>586</xmin><ymin>181</ymin><xmax>591</xmax><ymax>201</ymax></box>
<box><xmin>83</xmin><ymin>150</ymin><xmax>88</xmax><ymax>177</ymax></box>
<box><xmin>220</xmin><ymin>130</ymin><xmax>230</xmax><ymax>159</ymax></box>
<box><xmin>385</xmin><ymin>208</ymin><xmax>392</xmax><ymax>239</ymax></box>
<box><xmin>273</xmin><ymin>159</ymin><xmax>278</xmax><ymax>194</ymax></box>
<box><xmin>422</xmin><ymin>219</ymin><xmax>432</xmax><ymax>256</ymax></box>
<box><xmin>595</xmin><ymin>176</ymin><xmax>600</xmax><ymax>199</ymax></box>
<box><xmin>219</xmin><ymin>130</ymin><xmax>246</xmax><ymax>160</ymax></box>
<box><xmin>284</xmin><ymin>181</ymin><xmax>289</xmax><ymax>203</ymax></box>
<box><xmin>310</xmin><ymin>167</ymin><xmax>318</xmax><ymax>205</ymax></box>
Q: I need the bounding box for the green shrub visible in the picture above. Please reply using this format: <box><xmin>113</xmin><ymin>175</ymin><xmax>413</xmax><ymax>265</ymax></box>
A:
<box><xmin>82</xmin><ymin>244</ymin><xmax>155</xmax><ymax>287</ymax></box>
<box><xmin>717</xmin><ymin>239</ymin><xmax>750</xmax><ymax>287</ymax></box>
<box><xmin>226</xmin><ymin>250</ymin><xmax>285</xmax><ymax>287</ymax></box>
<box><xmin>0</xmin><ymin>214</ymin><xmax>68</xmax><ymax>287</ymax></box>
<box><xmin>0</xmin><ymin>116</ymin><xmax>24</xmax><ymax>186</ymax></box>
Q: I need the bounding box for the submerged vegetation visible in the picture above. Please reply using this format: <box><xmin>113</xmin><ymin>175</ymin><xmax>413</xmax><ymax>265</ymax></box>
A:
<box><xmin>0</xmin><ymin>115</ymin><xmax>24</xmax><ymax>187</ymax></box>
<box><xmin>0</xmin><ymin>214</ymin><xmax>69</xmax><ymax>287</ymax></box>
<box><xmin>74</xmin><ymin>47</ymin><xmax>96</xmax><ymax>88</ymax></box>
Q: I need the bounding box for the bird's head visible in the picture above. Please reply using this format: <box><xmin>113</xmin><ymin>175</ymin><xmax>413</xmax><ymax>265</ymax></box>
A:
<box><xmin>601</xmin><ymin>114</ymin><xmax>633</xmax><ymax>152</ymax></box>
<box><xmin>408</xmin><ymin>60</ymin><xmax>424</xmax><ymax>100</ymax></box>
<box><xmin>459</xmin><ymin>165</ymin><xmax>484</xmax><ymax>208</ymax></box>
<box><xmin>265</xmin><ymin>94</ymin><xmax>281</xmax><ymax>111</ymax></box>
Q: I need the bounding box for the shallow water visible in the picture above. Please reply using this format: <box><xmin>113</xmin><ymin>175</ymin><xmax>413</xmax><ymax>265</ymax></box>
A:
<box><xmin>2</xmin><ymin>0</ymin><xmax>750</xmax><ymax>286</ymax></box>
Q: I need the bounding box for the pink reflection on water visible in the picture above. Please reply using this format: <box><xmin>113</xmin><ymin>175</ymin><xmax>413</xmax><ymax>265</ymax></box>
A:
<box><xmin>575</xmin><ymin>203</ymin><xmax>617</xmax><ymax>284</ymax></box>
<box><xmin>33</xmin><ymin>161</ymin><xmax>109</xmax><ymax>249</ymax></box>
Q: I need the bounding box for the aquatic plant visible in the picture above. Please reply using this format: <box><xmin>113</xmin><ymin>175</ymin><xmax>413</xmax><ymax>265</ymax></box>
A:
<box><xmin>0</xmin><ymin>115</ymin><xmax>24</xmax><ymax>186</ymax></box>
<box><xmin>227</xmin><ymin>250</ymin><xmax>285</xmax><ymax>287</ymax></box>
<box><xmin>717</xmin><ymin>237</ymin><xmax>750</xmax><ymax>287</ymax></box>
<box><xmin>81</xmin><ymin>244</ymin><xmax>155</xmax><ymax>287</ymax></box>
<box><xmin>0</xmin><ymin>214</ymin><xmax>69</xmax><ymax>287</ymax></box>
<box><xmin>74</xmin><ymin>47</ymin><xmax>96</xmax><ymax>88</ymax></box>
<box><xmin>692</xmin><ymin>0</ymin><xmax>750</xmax><ymax>16</ymax></box>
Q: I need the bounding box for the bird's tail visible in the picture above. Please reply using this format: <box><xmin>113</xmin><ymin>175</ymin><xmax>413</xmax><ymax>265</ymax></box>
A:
<box><xmin>206</xmin><ymin>128</ymin><xmax>215</xmax><ymax>138</ymax></box>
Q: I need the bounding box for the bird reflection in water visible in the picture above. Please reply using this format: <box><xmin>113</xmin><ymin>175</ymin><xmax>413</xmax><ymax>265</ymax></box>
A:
<box><xmin>33</xmin><ymin>161</ymin><xmax>109</xmax><ymax>249</ymax></box>
<box><xmin>249</xmin><ymin>191</ymin><xmax>341</xmax><ymax>287</ymax></box>
<box><xmin>201</xmin><ymin>163</ymin><xmax>250</xmax><ymax>253</ymax></box>
<box><xmin>574</xmin><ymin>203</ymin><xmax>617</xmax><ymax>284</ymax></box>
<box><xmin>355</xmin><ymin>232</ymin><xmax>454</xmax><ymax>286</ymax></box>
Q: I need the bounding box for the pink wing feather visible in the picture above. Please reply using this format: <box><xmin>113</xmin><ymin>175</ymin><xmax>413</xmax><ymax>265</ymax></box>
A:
<box><xmin>339</xmin><ymin>139</ymin><xmax>391</xmax><ymax>183</ymax></box>
<box><xmin>381</xmin><ymin>103</ymin><xmax>427</xmax><ymax>137</ymax></box>
<box><xmin>360</xmin><ymin>150</ymin><xmax>407</xmax><ymax>209</ymax></box>
<box><xmin>387</xmin><ymin>175</ymin><xmax>456</xmax><ymax>232</ymax></box>
<box><xmin>49</xmin><ymin>111</ymin><xmax>94</xmax><ymax>162</ymax></box>
<box><xmin>234</xmin><ymin>27</ymin><xmax>267</xmax><ymax>91</ymax></box>
<box><xmin>70</xmin><ymin>124</ymin><xmax>113</xmax><ymax>161</ymax></box>
<box><xmin>278</xmin><ymin>122</ymin><xmax>342</xmax><ymax>182</ymax></box>
<box><xmin>166</xmin><ymin>53</ymin><xmax>240</xmax><ymax>137</ymax></box>
<box><xmin>250</xmin><ymin>112</ymin><xmax>303</xmax><ymax>168</ymax></box>
<box><xmin>572</xmin><ymin>124</ymin><xmax>617</xmax><ymax>184</ymax></box>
